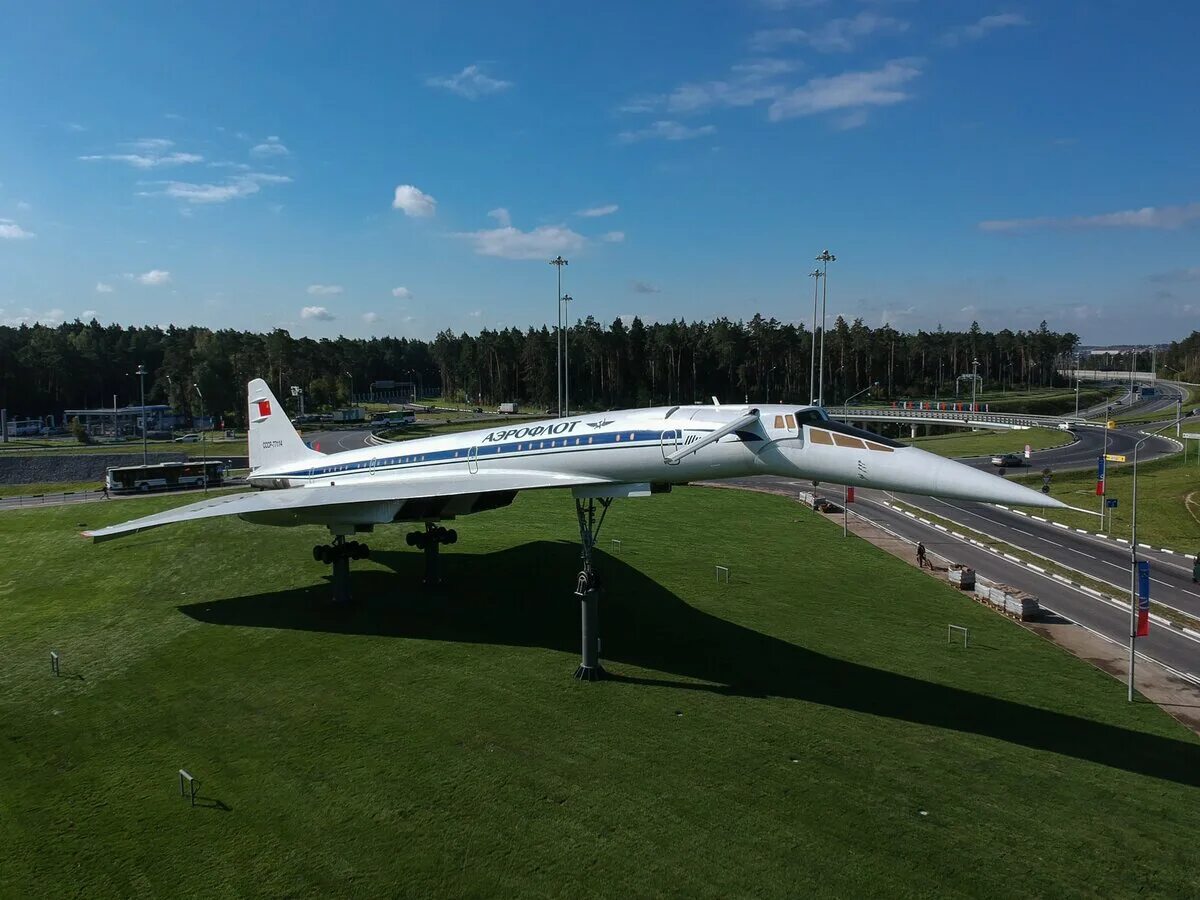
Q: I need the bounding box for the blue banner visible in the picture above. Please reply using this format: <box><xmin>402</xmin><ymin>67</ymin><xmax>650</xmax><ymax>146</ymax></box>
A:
<box><xmin>1137</xmin><ymin>560</ymin><xmax>1150</xmax><ymax>605</ymax></box>
<box><xmin>1097</xmin><ymin>456</ymin><xmax>1105</xmax><ymax>479</ymax></box>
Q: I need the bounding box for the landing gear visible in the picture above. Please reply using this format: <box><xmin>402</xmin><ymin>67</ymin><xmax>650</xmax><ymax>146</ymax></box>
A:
<box><xmin>573</xmin><ymin>497</ymin><xmax>612</xmax><ymax>682</ymax></box>
<box><xmin>312</xmin><ymin>534</ymin><xmax>370</xmax><ymax>603</ymax></box>
<box><xmin>406</xmin><ymin>523</ymin><xmax>457</xmax><ymax>585</ymax></box>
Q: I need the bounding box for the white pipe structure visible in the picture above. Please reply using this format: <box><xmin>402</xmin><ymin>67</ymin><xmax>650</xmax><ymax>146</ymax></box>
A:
<box><xmin>808</xmin><ymin>268</ymin><xmax>823</xmax><ymax>405</ymax></box>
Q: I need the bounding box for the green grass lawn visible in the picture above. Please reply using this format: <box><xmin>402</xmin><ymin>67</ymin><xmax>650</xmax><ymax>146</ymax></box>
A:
<box><xmin>1016</xmin><ymin>453</ymin><xmax>1200</xmax><ymax>550</ymax></box>
<box><xmin>2</xmin><ymin>488</ymin><xmax>1198</xmax><ymax>897</ymax></box>
<box><xmin>908</xmin><ymin>426</ymin><xmax>1073</xmax><ymax>459</ymax></box>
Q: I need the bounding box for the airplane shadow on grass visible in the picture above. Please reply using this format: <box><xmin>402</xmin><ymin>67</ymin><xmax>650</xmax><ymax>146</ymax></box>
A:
<box><xmin>178</xmin><ymin>540</ymin><xmax>1200</xmax><ymax>788</ymax></box>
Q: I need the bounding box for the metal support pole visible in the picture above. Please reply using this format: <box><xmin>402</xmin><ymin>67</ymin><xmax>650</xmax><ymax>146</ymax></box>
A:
<box><xmin>1129</xmin><ymin>444</ymin><xmax>1139</xmax><ymax>702</ymax></box>
<box><xmin>843</xmin><ymin>483</ymin><xmax>848</xmax><ymax>537</ymax></box>
<box><xmin>808</xmin><ymin>269</ymin><xmax>822</xmax><ymax>405</ymax></box>
<box><xmin>332</xmin><ymin>535</ymin><xmax>350</xmax><ymax>604</ymax></box>
<box><xmin>816</xmin><ymin>251</ymin><xmax>835</xmax><ymax>407</ymax></box>
<box><xmin>550</xmin><ymin>256</ymin><xmax>568</xmax><ymax>417</ymax></box>
<box><xmin>136</xmin><ymin>364</ymin><xmax>148</xmax><ymax>466</ymax></box>
<box><xmin>573</xmin><ymin>496</ymin><xmax>609</xmax><ymax>681</ymax></box>
<box><xmin>562</xmin><ymin>293</ymin><xmax>572</xmax><ymax>417</ymax></box>
<box><xmin>423</xmin><ymin>522</ymin><xmax>440</xmax><ymax>586</ymax></box>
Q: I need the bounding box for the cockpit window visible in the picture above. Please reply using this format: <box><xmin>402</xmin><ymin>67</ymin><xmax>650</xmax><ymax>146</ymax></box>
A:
<box><xmin>784</xmin><ymin>414</ymin><xmax>796</xmax><ymax>430</ymax></box>
<box><xmin>796</xmin><ymin>408</ymin><xmax>829</xmax><ymax>427</ymax></box>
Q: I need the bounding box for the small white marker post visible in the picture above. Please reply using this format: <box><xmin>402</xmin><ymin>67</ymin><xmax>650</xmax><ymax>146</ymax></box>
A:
<box><xmin>610</xmin><ymin>539</ymin><xmax>621</xmax><ymax>554</ymax></box>
<box><xmin>715</xmin><ymin>565</ymin><xmax>730</xmax><ymax>584</ymax></box>
<box><xmin>947</xmin><ymin>625</ymin><xmax>969</xmax><ymax>648</ymax></box>
<box><xmin>179</xmin><ymin>770</ymin><xmax>197</xmax><ymax>807</ymax></box>
<box><xmin>50</xmin><ymin>651</ymin><xmax>60</xmax><ymax>677</ymax></box>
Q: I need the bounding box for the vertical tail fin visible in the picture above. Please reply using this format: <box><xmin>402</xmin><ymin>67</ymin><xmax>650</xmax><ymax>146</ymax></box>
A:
<box><xmin>247</xmin><ymin>378</ymin><xmax>322</xmax><ymax>472</ymax></box>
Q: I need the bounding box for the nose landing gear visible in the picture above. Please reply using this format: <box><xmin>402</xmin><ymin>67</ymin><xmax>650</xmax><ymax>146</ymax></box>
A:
<box><xmin>573</xmin><ymin>497</ymin><xmax>612</xmax><ymax>682</ymax></box>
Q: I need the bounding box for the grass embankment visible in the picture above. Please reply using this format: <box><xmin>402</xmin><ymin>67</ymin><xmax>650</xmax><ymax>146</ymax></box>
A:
<box><xmin>1016</xmin><ymin>453</ymin><xmax>1200</xmax><ymax>550</ymax></box>
<box><xmin>0</xmin><ymin>480</ymin><xmax>104</xmax><ymax>499</ymax></box>
<box><xmin>2</xmin><ymin>488</ymin><xmax>1199</xmax><ymax>896</ymax></box>
<box><xmin>907</xmin><ymin>426</ymin><xmax>1072</xmax><ymax>459</ymax></box>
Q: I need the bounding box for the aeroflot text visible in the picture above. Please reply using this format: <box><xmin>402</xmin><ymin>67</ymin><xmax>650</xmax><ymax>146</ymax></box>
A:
<box><xmin>481</xmin><ymin>421</ymin><xmax>580</xmax><ymax>443</ymax></box>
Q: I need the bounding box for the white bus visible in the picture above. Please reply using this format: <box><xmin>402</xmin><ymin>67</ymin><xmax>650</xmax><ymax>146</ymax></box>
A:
<box><xmin>105</xmin><ymin>460</ymin><xmax>227</xmax><ymax>494</ymax></box>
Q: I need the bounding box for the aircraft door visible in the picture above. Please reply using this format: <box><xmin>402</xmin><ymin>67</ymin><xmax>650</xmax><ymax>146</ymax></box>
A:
<box><xmin>467</xmin><ymin>444</ymin><xmax>479</xmax><ymax>474</ymax></box>
<box><xmin>660</xmin><ymin>428</ymin><xmax>681</xmax><ymax>464</ymax></box>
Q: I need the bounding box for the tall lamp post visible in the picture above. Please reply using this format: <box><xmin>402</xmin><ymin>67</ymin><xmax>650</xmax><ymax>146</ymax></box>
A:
<box><xmin>134</xmin><ymin>364</ymin><xmax>149</xmax><ymax>465</ymax></box>
<box><xmin>193</xmin><ymin>383</ymin><xmax>207</xmax><ymax>495</ymax></box>
<box><xmin>549</xmin><ymin>255</ymin><xmax>568</xmax><ymax>417</ymax></box>
<box><xmin>344</xmin><ymin>371</ymin><xmax>354</xmax><ymax>407</ymax></box>
<box><xmin>807</xmin><ymin>268</ymin><xmax>823</xmax><ymax>405</ymax></box>
<box><xmin>971</xmin><ymin>357</ymin><xmax>980</xmax><ymax>412</ymax></box>
<box><xmin>561</xmin><ymin>293</ymin><xmax>573</xmax><ymax>417</ymax></box>
<box><xmin>1126</xmin><ymin>413</ymin><xmax>1188</xmax><ymax>701</ymax></box>
<box><xmin>815</xmin><ymin>250</ymin><xmax>836</xmax><ymax>406</ymax></box>
<box><xmin>844</xmin><ymin>381</ymin><xmax>880</xmax><ymax>407</ymax></box>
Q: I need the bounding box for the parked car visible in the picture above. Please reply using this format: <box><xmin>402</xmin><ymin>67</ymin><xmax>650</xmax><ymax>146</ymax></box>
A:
<box><xmin>175</xmin><ymin>433</ymin><xmax>201</xmax><ymax>443</ymax></box>
<box><xmin>991</xmin><ymin>453</ymin><xmax>1022</xmax><ymax>468</ymax></box>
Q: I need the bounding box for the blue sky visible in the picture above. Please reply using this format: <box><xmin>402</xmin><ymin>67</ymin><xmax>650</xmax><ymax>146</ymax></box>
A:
<box><xmin>1</xmin><ymin>1</ymin><xmax>1197</xmax><ymax>343</ymax></box>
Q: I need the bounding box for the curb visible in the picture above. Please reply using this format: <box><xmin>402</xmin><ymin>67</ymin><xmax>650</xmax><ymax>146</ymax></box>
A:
<box><xmin>993</xmin><ymin>504</ymin><xmax>1196</xmax><ymax>560</ymax></box>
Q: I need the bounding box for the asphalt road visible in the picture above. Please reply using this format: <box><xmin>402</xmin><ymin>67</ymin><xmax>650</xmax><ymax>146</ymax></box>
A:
<box><xmin>300</xmin><ymin>428</ymin><xmax>377</xmax><ymax>452</ymax></box>
<box><xmin>717</xmin><ymin>473</ymin><xmax>1200</xmax><ymax>681</ymax></box>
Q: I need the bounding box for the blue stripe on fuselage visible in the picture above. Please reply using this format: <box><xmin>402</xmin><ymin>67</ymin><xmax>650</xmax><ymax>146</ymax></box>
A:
<box><xmin>270</xmin><ymin>428</ymin><xmax>698</xmax><ymax>481</ymax></box>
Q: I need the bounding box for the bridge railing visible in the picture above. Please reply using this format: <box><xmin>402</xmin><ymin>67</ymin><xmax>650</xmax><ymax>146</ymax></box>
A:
<box><xmin>824</xmin><ymin>407</ymin><xmax>1086</xmax><ymax>429</ymax></box>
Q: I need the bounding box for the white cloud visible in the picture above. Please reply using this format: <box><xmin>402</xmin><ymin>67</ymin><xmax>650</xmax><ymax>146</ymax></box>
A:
<box><xmin>768</xmin><ymin>58</ymin><xmax>922</xmax><ymax>124</ymax></box>
<box><xmin>391</xmin><ymin>286</ymin><xmax>413</xmax><ymax>299</ymax></box>
<box><xmin>751</xmin><ymin>13</ymin><xmax>906</xmax><ymax>53</ymax></box>
<box><xmin>0</xmin><ymin>219</ymin><xmax>34</xmax><ymax>239</ymax></box>
<box><xmin>469</xmin><ymin>309</ymin><xmax>483</xmax><ymax>318</ymax></box>
<box><xmin>425</xmin><ymin>64</ymin><xmax>513</xmax><ymax>99</ymax></box>
<box><xmin>82</xmin><ymin>309</ymin><xmax>98</xmax><ymax>318</ymax></box>
<box><xmin>250</xmin><ymin>136</ymin><xmax>289</xmax><ymax>157</ymax></box>
<box><xmin>307</xmin><ymin>284</ymin><xmax>344</xmax><ymax>295</ymax></box>
<box><xmin>488</xmin><ymin>207</ymin><xmax>511</xmax><ymax>226</ymax></box>
<box><xmin>135</xmin><ymin>269</ymin><xmax>171</xmax><ymax>286</ymax></box>
<box><xmin>301</xmin><ymin>306</ymin><xmax>334</xmax><ymax>320</ymax></box>
<box><xmin>617</xmin><ymin>120</ymin><xmax>717</xmax><ymax>144</ymax></box>
<box><xmin>749</xmin><ymin>28</ymin><xmax>808</xmax><ymax>52</ymax></box>
<box><xmin>80</xmin><ymin>138</ymin><xmax>203</xmax><ymax>169</ymax></box>
<box><xmin>630</xmin><ymin>280</ymin><xmax>661</xmax><ymax>294</ymax></box>
<box><xmin>455</xmin><ymin>223</ymin><xmax>585</xmax><ymax>260</ymax></box>
<box><xmin>730</xmin><ymin>58</ymin><xmax>800</xmax><ymax>79</ymax></box>
<box><xmin>601</xmin><ymin>231</ymin><xmax>625</xmax><ymax>243</ymax></box>
<box><xmin>620</xmin><ymin>59</ymin><xmax>797</xmax><ymax>117</ymax></box>
<box><xmin>980</xmin><ymin>202</ymin><xmax>1200</xmax><ymax>233</ymax></box>
<box><xmin>362</xmin><ymin>312</ymin><xmax>379</xmax><ymax>324</ymax></box>
<box><xmin>577</xmin><ymin>204</ymin><xmax>619</xmax><ymax>218</ymax></box>
<box><xmin>1151</xmin><ymin>267</ymin><xmax>1200</xmax><ymax>284</ymax></box>
<box><xmin>15</xmin><ymin>200</ymin><xmax>32</xmax><ymax>211</ymax></box>
<box><xmin>392</xmin><ymin>184</ymin><xmax>437</xmax><ymax>217</ymax></box>
<box><xmin>141</xmin><ymin>172</ymin><xmax>292</xmax><ymax>204</ymax></box>
<box><xmin>95</xmin><ymin>282</ymin><xmax>114</xmax><ymax>293</ymax></box>
<box><xmin>941</xmin><ymin>13</ymin><xmax>1029</xmax><ymax>47</ymax></box>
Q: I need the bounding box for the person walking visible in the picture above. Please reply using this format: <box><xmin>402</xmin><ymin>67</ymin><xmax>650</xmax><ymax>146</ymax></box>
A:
<box><xmin>916</xmin><ymin>541</ymin><xmax>928</xmax><ymax>569</ymax></box>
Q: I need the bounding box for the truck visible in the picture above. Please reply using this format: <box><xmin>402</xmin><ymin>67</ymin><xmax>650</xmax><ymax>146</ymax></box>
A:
<box><xmin>332</xmin><ymin>407</ymin><xmax>366</xmax><ymax>423</ymax></box>
<box><xmin>498</xmin><ymin>402</ymin><xmax>519</xmax><ymax>415</ymax></box>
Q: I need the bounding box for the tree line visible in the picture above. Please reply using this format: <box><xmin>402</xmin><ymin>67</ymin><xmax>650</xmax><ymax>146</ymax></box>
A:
<box><xmin>0</xmin><ymin>316</ymin><xmax>1101</xmax><ymax>425</ymax></box>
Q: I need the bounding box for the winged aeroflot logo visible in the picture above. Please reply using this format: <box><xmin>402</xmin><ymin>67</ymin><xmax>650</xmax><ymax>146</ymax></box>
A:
<box><xmin>587</xmin><ymin>418</ymin><xmax>615</xmax><ymax>429</ymax></box>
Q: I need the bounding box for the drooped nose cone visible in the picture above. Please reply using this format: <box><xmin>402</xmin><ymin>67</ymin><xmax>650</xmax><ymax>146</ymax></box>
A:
<box><xmin>907</xmin><ymin>446</ymin><xmax>1068</xmax><ymax>509</ymax></box>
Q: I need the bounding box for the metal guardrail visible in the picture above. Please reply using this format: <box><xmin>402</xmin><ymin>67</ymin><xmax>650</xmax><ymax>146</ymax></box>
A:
<box><xmin>824</xmin><ymin>406</ymin><xmax>1085</xmax><ymax>430</ymax></box>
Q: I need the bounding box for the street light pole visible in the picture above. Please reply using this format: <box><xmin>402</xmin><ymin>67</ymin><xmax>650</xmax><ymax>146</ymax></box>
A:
<box><xmin>1075</xmin><ymin>377</ymin><xmax>1081</xmax><ymax>419</ymax></box>
<box><xmin>1126</xmin><ymin>414</ymin><xmax>1187</xmax><ymax>701</ymax></box>
<box><xmin>971</xmin><ymin>357</ymin><xmax>980</xmax><ymax>413</ymax></box>
<box><xmin>135</xmin><ymin>364</ymin><xmax>148</xmax><ymax>465</ymax></box>
<box><xmin>562</xmin><ymin>293</ymin><xmax>572</xmax><ymax>417</ymax></box>
<box><xmin>807</xmin><ymin>268</ymin><xmax>823</xmax><ymax>405</ymax></box>
<box><xmin>193</xmin><ymin>383</ymin><xmax>207</xmax><ymax>495</ymax></box>
<box><xmin>549</xmin><ymin>256</ymin><xmax>568</xmax><ymax>417</ymax></box>
<box><xmin>815</xmin><ymin>250</ymin><xmax>836</xmax><ymax>407</ymax></box>
<box><xmin>344</xmin><ymin>371</ymin><xmax>354</xmax><ymax>406</ymax></box>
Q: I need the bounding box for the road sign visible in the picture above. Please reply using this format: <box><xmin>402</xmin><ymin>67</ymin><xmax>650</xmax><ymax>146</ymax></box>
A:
<box><xmin>1104</xmin><ymin>453</ymin><xmax>1127</xmax><ymax>463</ymax></box>
<box><xmin>1024</xmin><ymin>443</ymin><xmax>1031</xmax><ymax>459</ymax></box>
<box><xmin>1106</xmin><ymin>498</ymin><xmax>1118</xmax><ymax>508</ymax></box>
<box><xmin>1107</xmin><ymin>420</ymin><xmax>1116</xmax><ymax>429</ymax></box>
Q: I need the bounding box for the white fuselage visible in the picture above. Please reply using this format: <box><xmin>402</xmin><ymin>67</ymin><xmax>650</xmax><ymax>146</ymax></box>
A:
<box><xmin>247</xmin><ymin>402</ymin><xmax>1057</xmax><ymax>513</ymax></box>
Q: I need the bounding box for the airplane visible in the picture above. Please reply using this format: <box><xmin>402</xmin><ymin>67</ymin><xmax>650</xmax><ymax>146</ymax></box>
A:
<box><xmin>86</xmin><ymin>378</ymin><xmax>1068</xmax><ymax>680</ymax></box>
